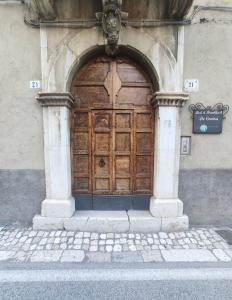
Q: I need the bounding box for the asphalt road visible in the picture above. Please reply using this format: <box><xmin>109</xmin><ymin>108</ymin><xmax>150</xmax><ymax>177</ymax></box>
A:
<box><xmin>0</xmin><ymin>262</ymin><xmax>232</xmax><ymax>300</ymax></box>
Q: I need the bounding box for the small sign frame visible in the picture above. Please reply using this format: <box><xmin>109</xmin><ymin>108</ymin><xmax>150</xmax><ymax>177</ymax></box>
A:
<box><xmin>180</xmin><ymin>136</ymin><xmax>191</xmax><ymax>155</ymax></box>
<box><xmin>189</xmin><ymin>103</ymin><xmax>229</xmax><ymax>134</ymax></box>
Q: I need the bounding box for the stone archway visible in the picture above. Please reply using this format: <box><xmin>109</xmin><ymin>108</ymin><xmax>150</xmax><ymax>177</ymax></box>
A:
<box><xmin>70</xmin><ymin>54</ymin><xmax>156</xmax><ymax>210</ymax></box>
<box><xmin>33</xmin><ymin>32</ymin><xmax>189</xmax><ymax>231</ymax></box>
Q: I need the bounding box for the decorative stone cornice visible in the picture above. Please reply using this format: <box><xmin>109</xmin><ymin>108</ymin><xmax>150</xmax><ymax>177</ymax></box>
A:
<box><xmin>151</xmin><ymin>92</ymin><xmax>189</xmax><ymax>109</ymax></box>
<box><xmin>26</xmin><ymin>0</ymin><xmax>57</xmax><ymax>21</ymax></box>
<box><xmin>37</xmin><ymin>93</ymin><xmax>75</xmax><ymax>109</ymax></box>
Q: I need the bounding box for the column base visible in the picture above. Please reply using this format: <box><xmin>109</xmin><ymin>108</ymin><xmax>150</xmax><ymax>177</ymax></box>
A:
<box><xmin>150</xmin><ymin>197</ymin><xmax>189</xmax><ymax>231</ymax></box>
<box><xmin>161</xmin><ymin>215</ymin><xmax>189</xmax><ymax>232</ymax></box>
<box><xmin>33</xmin><ymin>215</ymin><xmax>66</xmax><ymax>230</ymax></box>
<box><xmin>150</xmin><ymin>197</ymin><xmax>184</xmax><ymax>218</ymax></box>
<box><xmin>41</xmin><ymin>197</ymin><xmax>75</xmax><ymax>218</ymax></box>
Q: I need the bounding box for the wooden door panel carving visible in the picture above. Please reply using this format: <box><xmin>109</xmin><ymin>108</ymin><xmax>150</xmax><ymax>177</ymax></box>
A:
<box><xmin>71</xmin><ymin>56</ymin><xmax>154</xmax><ymax>196</ymax></box>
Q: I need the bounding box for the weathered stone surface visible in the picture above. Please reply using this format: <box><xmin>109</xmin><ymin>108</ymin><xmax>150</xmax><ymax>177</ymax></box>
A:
<box><xmin>213</xmin><ymin>249</ymin><xmax>231</xmax><ymax>261</ymax></box>
<box><xmin>161</xmin><ymin>215</ymin><xmax>189</xmax><ymax>232</ymax></box>
<box><xmin>128</xmin><ymin>210</ymin><xmax>161</xmax><ymax>232</ymax></box>
<box><xmin>33</xmin><ymin>215</ymin><xmax>65</xmax><ymax>230</ymax></box>
<box><xmin>41</xmin><ymin>198</ymin><xmax>75</xmax><ymax>219</ymax></box>
<box><xmin>60</xmin><ymin>250</ymin><xmax>85</xmax><ymax>262</ymax></box>
<box><xmin>141</xmin><ymin>250</ymin><xmax>163</xmax><ymax>262</ymax></box>
<box><xmin>150</xmin><ymin>199</ymin><xmax>184</xmax><ymax>218</ymax></box>
<box><xmin>0</xmin><ymin>251</ymin><xmax>15</xmax><ymax>261</ymax></box>
<box><xmin>161</xmin><ymin>249</ymin><xmax>217</xmax><ymax>262</ymax></box>
<box><xmin>86</xmin><ymin>252</ymin><xmax>111</xmax><ymax>263</ymax></box>
<box><xmin>112</xmin><ymin>252</ymin><xmax>143</xmax><ymax>263</ymax></box>
<box><xmin>30</xmin><ymin>250</ymin><xmax>62</xmax><ymax>262</ymax></box>
<box><xmin>64</xmin><ymin>211</ymin><xmax>129</xmax><ymax>232</ymax></box>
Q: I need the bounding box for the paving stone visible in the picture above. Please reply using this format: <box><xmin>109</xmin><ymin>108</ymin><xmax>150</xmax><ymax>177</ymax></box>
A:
<box><xmin>30</xmin><ymin>250</ymin><xmax>62</xmax><ymax>262</ymax></box>
<box><xmin>129</xmin><ymin>245</ymin><xmax>137</xmax><ymax>251</ymax></box>
<box><xmin>159</xmin><ymin>232</ymin><xmax>168</xmax><ymax>239</ymax></box>
<box><xmin>113</xmin><ymin>245</ymin><xmax>122</xmax><ymax>252</ymax></box>
<box><xmin>28</xmin><ymin>231</ymin><xmax>37</xmax><ymax>238</ymax></box>
<box><xmin>100</xmin><ymin>234</ymin><xmax>106</xmax><ymax>239</ymax></box>
<box><xmin>82</xmin><ymin>244</ymin><xmax>89</xmax><ymax>251</ymax></box>
<box><xmin>90</xmin><ymin>240</ymin><xmax>98</xmax><ymax>246</ymax></box>
<box><xmin>0</xmin><ymin>251</ymin><xmax>15</xmax><ymax>261</ymax></box>
<box><xmin>13</xmin><ymin>251</ymin><xmax>32</xmax><ymax>262</ymax></box>
<box><xmin>75</xmin><ymin>232</ymin><xmax>83</xmax><ymax>238</ymax></box>
<box><xmin>0</xmin><ymin>226</ymin><xmax>230</xmax><ymax>263</ymax></box>
<box><xmin>142</xmin><ymin>250</ymin><xmax>163</xmax><ymax>262</ymax></box>
<box><xmin>106</xmin><ymin>239</ymin><xmax>114</xmax><ymax>245</ymax></box>
<box><xmin>147</xmin><ymin>238</ymin><xmax>153</xmax><ymax>244</ymax></box>
<box><xmin>86</xmin><ymin>252</ymin><xmax>111</xmax><ymax>263</ymax></box>
<box><xmin>91</xmin><ymin>233</ymin><xmax>99</xmax><ymax>240</ymax></box>
<box><xmin>67</xmin><ymin>232</ymin><xmax>75</xmax><ymax>237</ymax></box>
<box><xmin>73</xmin><ymin>245</ymin><xmax>82</xmax><ymax>250</ymax></box>
<box><xmin>61</xmin><ymin>250</ymin><xmax>85</xmax><ymax>262</ymax></box>
<box><xmin>213</xmin><ymin>249</ymin><xmax>231</xmax><ymax>261</ymax></box>
<box><xmin>60</xmin><ymin>243</ymin><xmax>67</xmax><ymax>250</ymax></box>
<box><xmin>106</xmin><ymin>245</ymin><xmax>113</xmax><ymax>252</ymax></box>
<box><xmin>112</xmin><ymin>252</ymin><xmax>143</xmax><ymax>263</ymax></box>
<box><xmin>162</xmin><ymin>249</ymin><xmax>217</xmax><ymax>262</ymax></box>
<box><xmin>89</xmin><ymin>246</ymin><xmax>98</xmax><ymax>252</ymax></box>
<box><xmin>136</xmin><ymin>245</ymin><xmax>143</xmax><ymax>251</ymax></box>
<box><xmin>123</xmin><ymin>244</ymin><xmax>129</xmax><ymax>251</ymax></box>
<box><xmin>107</xmin><ymin>233</ymin><xmax>114</xmax><ymax>239</ymax></box>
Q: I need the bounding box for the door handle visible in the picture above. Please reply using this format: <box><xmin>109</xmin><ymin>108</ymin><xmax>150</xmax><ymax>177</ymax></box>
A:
<box><xmin>99</xmin><ymin>158</ymin><xmax>106</xmax><ymax>168</ymax></box>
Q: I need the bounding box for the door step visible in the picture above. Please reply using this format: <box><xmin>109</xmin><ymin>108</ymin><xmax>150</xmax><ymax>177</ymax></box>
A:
<box><xmin>33</xmin><ymin>210</ymin><xmax>189</xmax><ymax>233</ymax></box>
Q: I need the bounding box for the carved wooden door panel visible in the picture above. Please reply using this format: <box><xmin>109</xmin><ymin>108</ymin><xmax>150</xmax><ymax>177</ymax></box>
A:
<box><xmin>92</xmin><ymin>110</ymin><xmax>113</xmax><ymax>194</ymax></box>
<box><xmin>71</xmin><ymin>55</ymin><xmax>154</xmax><ymax>200</ymax></box>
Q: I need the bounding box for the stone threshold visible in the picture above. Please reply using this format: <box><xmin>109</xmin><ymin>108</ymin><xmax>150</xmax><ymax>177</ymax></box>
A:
<box><xmin>33</xmin><ymin>210</ymin><xmax>188</xmax><ymax>232</ymax></box>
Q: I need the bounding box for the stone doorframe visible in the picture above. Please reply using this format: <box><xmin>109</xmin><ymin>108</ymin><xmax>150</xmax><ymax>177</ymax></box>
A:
<box><xmin>33</xmin><ymin>90</ymin><xmax>189</xmax><ymax>231</ymax></box>
<box><xmin>33</xmin><ymin>26</ymin><xmax>189</xmax><ymax>231</ymax></box>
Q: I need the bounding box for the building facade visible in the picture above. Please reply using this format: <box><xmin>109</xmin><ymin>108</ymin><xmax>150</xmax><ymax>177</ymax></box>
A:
<box><xmin>0</xmin><ymin>0</ymin><xmax>232</xmax><ymax>230</ymax></box>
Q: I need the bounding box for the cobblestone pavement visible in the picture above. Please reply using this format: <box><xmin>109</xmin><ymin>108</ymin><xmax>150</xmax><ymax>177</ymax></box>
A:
<box><xmin>0</xmin><ymin>225</ymin><xmax>231</xmax><ymax>263</ymax></box>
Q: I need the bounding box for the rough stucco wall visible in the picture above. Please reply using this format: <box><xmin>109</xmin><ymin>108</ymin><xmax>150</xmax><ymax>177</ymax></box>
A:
<box><xmin>0</xmin><ymin>4</ymin><xmax>44</xmax><ymax>170</ymax></box>
<box><xmin>180</xmin><ymin>9</ymin><xmax>232</xmax><ymax>225</ymax></box>
<box><xmin>181</xmin><ymin>22</ymin><xmax>232</xmax><ymax>170</ymax></box>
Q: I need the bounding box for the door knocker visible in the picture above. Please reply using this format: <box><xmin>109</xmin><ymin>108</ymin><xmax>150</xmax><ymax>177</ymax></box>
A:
<box><xmin>99</xmin><ymin>158</ymin><xmax>106</xmax><ymax>168</ymax></box>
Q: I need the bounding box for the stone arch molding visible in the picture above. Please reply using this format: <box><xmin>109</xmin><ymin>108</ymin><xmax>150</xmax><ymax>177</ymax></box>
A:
<box><xmin>41</xmin><ymin>27</ymin><xmax>180</xmax><ymax>93</ymax></box>
<box><xmin>33</xmin><ymin>25</ymin><xmax>189</xmax><ymax>232</ymax></box>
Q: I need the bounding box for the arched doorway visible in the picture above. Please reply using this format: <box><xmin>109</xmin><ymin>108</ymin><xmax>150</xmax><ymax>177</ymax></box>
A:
<box><xmin>70</xmin><ymin>55</ymin><xmax>155</xmax><ymax>210</ymax></box>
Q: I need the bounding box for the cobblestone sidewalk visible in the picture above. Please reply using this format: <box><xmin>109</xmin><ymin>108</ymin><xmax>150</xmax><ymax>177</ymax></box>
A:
<box><xmin>0</xmin><ymin>225</ymin><xmax>231</xmax><ymax>263</ymax></box>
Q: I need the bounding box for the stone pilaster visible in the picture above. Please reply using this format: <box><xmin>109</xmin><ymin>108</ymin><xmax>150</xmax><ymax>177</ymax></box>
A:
<box><xmin>150</xmin><ymin>92</ymin><xmax>189</xmax><ymax>231</ymax></box>
<box><xmin>33</xmin><ymin>93</ymin><xmax>75</xmax><ymax>229</ymax></box>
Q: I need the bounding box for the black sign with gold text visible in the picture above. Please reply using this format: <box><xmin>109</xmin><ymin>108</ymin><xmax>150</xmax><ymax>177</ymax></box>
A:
<box><xmin>189</xmin><ymin>103</ymin><xmax>229</xmax><ymax>134</ymax></box>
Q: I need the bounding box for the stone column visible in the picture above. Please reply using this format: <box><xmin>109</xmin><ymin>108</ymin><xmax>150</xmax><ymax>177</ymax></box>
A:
<box><xmin>150</xmin><ymin>92</ymin><xmax>189</xmax><ymax>231</ymax></box>
<box><xmin>34</xmin><ymin>93</ymin><xmax>75</xmax><ymax>228</ymax></box>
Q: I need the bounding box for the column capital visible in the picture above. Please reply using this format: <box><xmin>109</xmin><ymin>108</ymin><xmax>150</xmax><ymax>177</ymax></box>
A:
<box><xmin>151</xmin><ymin>92</ymin><xmax>189</xmax><ymax>109</ymax></box>
<box><xmin>36</xmin><ymin>92</ymin><xmax>75</xmax><ymax>109</ymax></box>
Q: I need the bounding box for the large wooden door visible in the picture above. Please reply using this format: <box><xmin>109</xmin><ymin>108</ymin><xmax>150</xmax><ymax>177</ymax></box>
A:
<box><xmin>71</xmin><ymin>55</ymin><xmax>154</xmax><ymax>203</ymax></box>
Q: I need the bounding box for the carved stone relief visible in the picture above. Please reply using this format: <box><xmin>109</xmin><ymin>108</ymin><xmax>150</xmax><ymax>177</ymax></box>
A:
<box><xmin>96</xmin><ymin>0</ymin><xmax>128</xmax><ymax>56</ymax></box>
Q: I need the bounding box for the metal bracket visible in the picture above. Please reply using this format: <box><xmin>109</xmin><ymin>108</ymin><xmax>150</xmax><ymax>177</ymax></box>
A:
<box><xmin>189</xmin><ymin>103</ymin><xmax>229</xmax><ymax>119</ymax></box>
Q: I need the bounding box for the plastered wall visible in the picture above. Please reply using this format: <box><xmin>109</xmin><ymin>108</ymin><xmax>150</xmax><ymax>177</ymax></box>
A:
<box><xmin>181</xmin><ymin>22</ymin><xmax>232</xmax><ymax>169</ymax></box>
<box><xmin>0</xmin><ymin>3</ymin><xmax>44</xmax><ymax>170</ymax></box>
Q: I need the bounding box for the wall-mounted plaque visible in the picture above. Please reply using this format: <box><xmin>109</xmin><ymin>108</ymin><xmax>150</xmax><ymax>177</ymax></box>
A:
<box><xmin>189</xmin><ymin>103</ymin><xmax>229</xmax><ymax>134</ymax></box>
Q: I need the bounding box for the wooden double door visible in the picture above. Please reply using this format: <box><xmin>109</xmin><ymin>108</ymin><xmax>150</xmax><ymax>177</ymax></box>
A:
<box><xmin>71</xmin><ymin>55</ymin><xmax>154</xmax><ymax>205</ymax></box>
<box><xmin>72</xmin><ymin>109</ymin><xmax>153</xmax><ymax>195</ymax></box>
